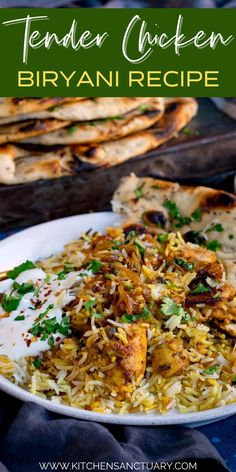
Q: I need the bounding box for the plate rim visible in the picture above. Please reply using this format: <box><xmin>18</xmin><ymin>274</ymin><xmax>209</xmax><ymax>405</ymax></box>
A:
<box><xmin>0</xmin><ymin>211</ymin><xmax>236</xmax><ymax>425</ymax></box>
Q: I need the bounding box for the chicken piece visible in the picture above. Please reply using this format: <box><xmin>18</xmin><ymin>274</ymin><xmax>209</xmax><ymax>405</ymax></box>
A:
<box><xmin>152</xmin><ymin>338</ymin><xmax>189</xmax><ymax>378</ymax></box>
<box><xmin>105</xmin><ymin>324</ymin><xmax>147</xmax><ymax>387</ymax></box>
<box><xmin>179</xmin><ymin>243</ymin><xmax>217</xmax><ymax>269</ymax></box>
<box><xmin>211</xmin><ymin>304</ymin><xmax>236</xmax><ymax>337</ymax></box>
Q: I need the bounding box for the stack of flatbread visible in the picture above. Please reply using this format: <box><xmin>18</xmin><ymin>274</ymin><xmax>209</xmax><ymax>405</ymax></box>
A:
<box><xmin>0</xmin><ymin>97</ymin><xmax>198</xmax><ymax>185</ymax></box>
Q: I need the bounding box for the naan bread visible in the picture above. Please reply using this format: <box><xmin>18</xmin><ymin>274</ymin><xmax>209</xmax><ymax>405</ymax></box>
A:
<box><xmin>73</xmin><ymin>97</ymin><xmax>197</xmax><ymax>167</ymax></box>
<box><xmin>0</xmin><ymin>145</ymin><xmax>73</xmax><ymax>184</ymax></box>
<box><xmin>21</xmin><ymin>98</ymin><xmax>164</xmax><ymax>145</ymax></box>
<box><xmin>0</xmin><ymin>98</ymin><xmax>150</xmax><ymax>124</ymax></box>
<box><xmin>112</xmin><ymin>175</ymin><xmax>236</xmax><ymax>294</ymax></box>
<box><xmin>0</xmin><ymin>98</ymin><xmax>197</xmax><ymax>184</ymax></box>
<box><xmin>0</xmin><ymin>118</ymin><xmax>70</xmax><ymax>145</ymax></box>
<box><xmin>0</xmin><ymin>98</ymin><xmax>83</xmax><ymax>119</ymax></box>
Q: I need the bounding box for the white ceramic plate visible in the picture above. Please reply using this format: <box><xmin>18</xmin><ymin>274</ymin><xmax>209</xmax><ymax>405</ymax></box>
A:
<box><xmin>0</xmin><ymin>212</ymin><xmax>235</xmax><ymax>427</ymax></box>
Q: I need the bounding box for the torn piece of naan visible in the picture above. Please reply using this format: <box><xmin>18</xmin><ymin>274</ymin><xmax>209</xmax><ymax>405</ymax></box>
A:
<box><xmin>21</xmin><ymin>98</ymin><xmax>164</xmax><ymax>145</ymax></box>
<box><xmin>112</xmin><ymin>174</ymin><xmax>236</xmax><ymax>337</ymax></box>
<box><xmin>0</xmin><ymin>144</ymin><xmax>73</xmax><ymax>184</ymax></box>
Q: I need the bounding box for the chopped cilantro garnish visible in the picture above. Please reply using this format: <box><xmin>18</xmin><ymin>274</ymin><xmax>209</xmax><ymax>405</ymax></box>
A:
<box><xmin>160</xmin><ymin>296</ymin><xmax>188</xmax><ymax>321</ymax></box>
<box><xmin>57</xmin><ymin>262</ymin><xmax>74</xmax><ymax>280</ymax></box>
<box><xmin>13</xmin><ymin>281</ymin><xmax>34</xmax><ymax>295</ymax></box>
<box><xmin>140</xmin><ymin>104</ymin><xmax>151</xmax><ymax>112</ymax></box>
<box><xmin>58</xmin><ymin>316</ymin><xmax>70</xmax><ymax>335</ymax></box>
<box><xmin>191</xmin><ymin>208</ymin><xmax>202</xmax><ymax>222</ymax></box>
<box><xmin>112</xmin><ymin>240</ymin><xmax>122</xmax><ymax>250</ymax></box>
<box><xmin>2</xmin><ymin>294</ymin><xmax>22</xmax><ymax>312</ymax></box>
<box><xmin>164</xmin><ymin>199</ymin><xmax>203</xmax><ymax>227</ymax></box>
<box><xmin>135</xmin><ymin>183</ymin><xmax>145</xmax><ymax>199</ymax></box>
<box><xmin>134</xmin><ymin>241</ymin><xmax>145</xmax><ymax>256</ymax></box>
<box><xmin>31</xmin><ymin>309</ymin><xmax>69</xmax><ymax>344</ymax></box>
<box><xmin>205</xmin><ymin>240</ymin><xmax>222</xmax><ymax>252</ymax></box>
<box><xmin>66</xmin><ymin>126</ymin><xmax>77</xmax><ymax>135</ymax></box>
<box><xmin>175</xmin><ymin>259</ymin><xmax>194</xmax><ymax>271</ymax></box>
<box><xmin>157</xmin><ymin>233</ymin><xmax>168</xmax><ymax>243</ymax></box>
<box><xmin>202</xmin><ymin>365</ymin><xmax>219</xmax><ymax>375</ymax></box>
<box><xmin>206</xmin><ymin>223</ymin><xmax>224</xmax><ymax>233</ymax></box>
<box><xmin>14</xmin><ymin>315</ymin><xmax>25</xmax><ymax>321</ymax></box>
<box><xmin>121</xmin><ymin>306</ymin><xmax>152</xmax><ymax>323</ymax></box>
<box><xmin>164</xmin><ymin>199</ymin><xmax>181</xmax><ymax>220</ymax></box>
<box><xmin>7</xmin><ymin>260</ymin><xmax>36</xmax><ymax>280</ymax></box>
<box><xmin>48</xmin><ymin>336</ymin><xmax>54</xmax><ymax>347</ymax></box>
<box><xmin>32</xmin><ymin>358</ymin><xmax>42</xmax><ymax>369</ymax></box>
<box><xmin>84</xmin><ymin>299</ymin><xmax>96</xmax><ymax>311</ymax></box>
<box><xmin>190</xmin><ymin>283</ymin><xmax>211</xmax><ymax>294</ymax></box>
<box><xmin>88</xmin><ymin>260</ymin><xmax>102</xmax><ymax>273</ymax></box>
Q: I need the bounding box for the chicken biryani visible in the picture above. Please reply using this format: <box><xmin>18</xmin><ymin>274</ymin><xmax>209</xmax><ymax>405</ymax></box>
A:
<box><xmin>0</xmin><ymin>225</ymin><xmax>236</xmax><ymax>415</ymax></box>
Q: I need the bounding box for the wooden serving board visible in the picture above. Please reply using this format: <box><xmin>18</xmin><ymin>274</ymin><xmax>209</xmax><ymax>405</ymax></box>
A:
<box><xmin>0</xmin><ymin>98</ymin><xmax>236</xmax><ymax>231</ymax></box>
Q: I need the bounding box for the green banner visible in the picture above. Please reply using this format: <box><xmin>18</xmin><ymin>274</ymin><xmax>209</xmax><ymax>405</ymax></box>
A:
<box><xmin>0</xmin><ymin>8</ymin><xmax>235</xmax><ymax>96</ymax></box>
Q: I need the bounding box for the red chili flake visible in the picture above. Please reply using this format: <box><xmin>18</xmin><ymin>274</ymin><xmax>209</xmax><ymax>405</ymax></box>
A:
<box><xmin>26</xmin><ymin>339</ymin><xmax>32</xmax><ymax>347</ymax></box>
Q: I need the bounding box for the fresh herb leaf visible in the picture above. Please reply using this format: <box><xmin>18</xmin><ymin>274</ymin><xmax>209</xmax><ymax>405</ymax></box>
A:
<box><xmin>32</xmin><ymin>304</ymin><xmax>54</xmax><ymax>329</ymax></box>
<box><xmin>121</xmin><ymin>306</ymin><xmax>152</xmax><ymax>323</ymax></box>
<box><xmin>33</xmin><ymin>358</ymin><xmax>42</xmax><ymax>369</ymax></box>
<box><xmin>134</xmin><ymin>241</ymin><xmax>145</xmax><ymax>256</ymax></box>
<box><xmin>140</xmin><ymin>104</ymin><xmax>151</xmax><ymax>112</ymax></box>
<box><xmin>84</xmin><ymin>299</ymin><xmax>96</xmax><ymax>311</ymax></box>
<box><xmin>88</xmin><ymin>260</ymin><xmax>102</xmax><ymax>273</ymax></box>
<box><xmin>205</xmin><ymin>240</ymin><xmax>222</xmax><ymax>252</ymax></box>
<box><xmin>57</xmin><ymin>262</ymin><xmax>74</xmax><ymax>280</ymax></box>
<box><xmin>164</xmin><ymin>199</ymin><xmax>191</xmax><ymax>228</ymax></box>
<box><xmin>164</xmin><ymin>199</ymin><xmax>181</xmax><ymax>220</ymax></box>
<box><xmin>160</xmin><ymin>296</ymin><xmax>188</xmax><ymax>320</ymax></box>
<box><xmin>58</xmin><ymin>316</ymin><xmax>70</xmax><ymax>335</ymax></box>
<box><xmin>13</xmin><ymin>281</ymin><xmax>34</xmax><ymax>295</ymax></box>
<box><xmin>191</xmin><ymin>208</ymin><xmax>202</xmax><ymax>222</ymax></box>
<box><xmin>157</xmin><ymin>233</ymin><xmax>168</xmax><ymax>243</ymax></box>
<box><xmin>175</xmin><ymin>259</ymin><xmax>194</xmax><ymax>271</ymax></box>
<box><xmin>14</xmin><ymin>315</ymin><xmax>25</xmax><ymax>321</ymax></box>
<box><xmin>190</xmin><ymin>283</ymin><xmax>211</xmax><ymax>294</ymax></box>
<box><xmin>48</xmin><ymin>336</ymin><xmax>54</xmax><ymax>347</ymax></box>
<box><xmin>135</xmin><ymin>183</ymin><xmax>145</xmax><ymax>199</ymax></box>
<box><xmin>203</xmin><ymin>365</ymin><xmax>219</xmax><ymax>375</ymax></box>
<box><xmin>66</xmin><ymin>126</ymin><xmax>77</xmax><ymax>135</ymax></box>
<box><xmin>7</xmin><ymin>260</ymin><xmax>36</xmax><ymax>280</ymax></box>
<box><xmin>206</xmin><ymin>223</ymin><xmax>224</xmax><ymax>233</ymax></box>
<box><xmin>112</xmin><ymin>240</ymin><xmax>122</xmax><ymax>250</ymax></box>
<box><xmin>2</xmin><ymin>294</ymin><xmax>22</xmax><ymax>312</ymax></box>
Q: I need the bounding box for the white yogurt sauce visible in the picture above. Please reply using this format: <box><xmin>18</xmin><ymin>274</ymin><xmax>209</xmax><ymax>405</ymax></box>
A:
<box><xmin>0</xmin><ymin>267</ymin><xmax>91</xmax><ymax>360</ymax></box>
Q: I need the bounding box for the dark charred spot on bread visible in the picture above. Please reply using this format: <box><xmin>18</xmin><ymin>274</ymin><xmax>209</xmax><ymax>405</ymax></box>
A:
<box><xmin>123</xmin><ymin>224</ymin><xmax>153</xmax><ymax>238</ymax></box>
<box><xmin>145</xmin><ymin>109</ymin><xmax>162</xmax><ymax>119</ymax></box>
<box><xmin>142</xmin><ymin>210</ymin><xmax>167</xmax><ymax>228</ymax></box>
<box><xmin>203</xmin><ymin>192</ymin><xmax>236</xmax><ymax>211</ymax></box>
<box><xmin>165</xmin><ymin>102</ymin><xmax>178</xmax><ymax>114</ymax></box>
<box><xmin>84</xmin><ymin>147</ymin><xmax>98</xmax><ymax>158</ymax></box>
<box><xmin>183</xmin><ymin>231</ymin><xmax>206</xmax><ymax>245</ymax></box>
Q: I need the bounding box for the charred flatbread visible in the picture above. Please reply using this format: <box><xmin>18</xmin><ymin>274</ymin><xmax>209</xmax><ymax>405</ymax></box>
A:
<box><xmin>0</xmin><ymin>97</ymin><xmax>83</xmax><ymax>119</ymax></box>
<box><xmin>0</xmin><ymin>144</ymin><xmax>73</xmax><ymax>184</ymax></box>
<box><xmin>0</xmin><ymin>97</ymin><xmax>150</xmax><ymax>125</ymax></box>
<box><xmin>72</xmin><ymin>97</ymin><xmax>197</xmax><ymax>167</ymax></box>
<box><xmin>112</xmin><ymin>174</ymin><xmax>236</xmax><ymax>335</ymax></box>
<box><xmin>0</xmin><ymin>118</ymin><xmax>70</xmax><ymax>145</ymax></box>
<box><xmin>21</xmin><ymin>98</ymin><xmax>164</xmax><ymax>146</ymax></box>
